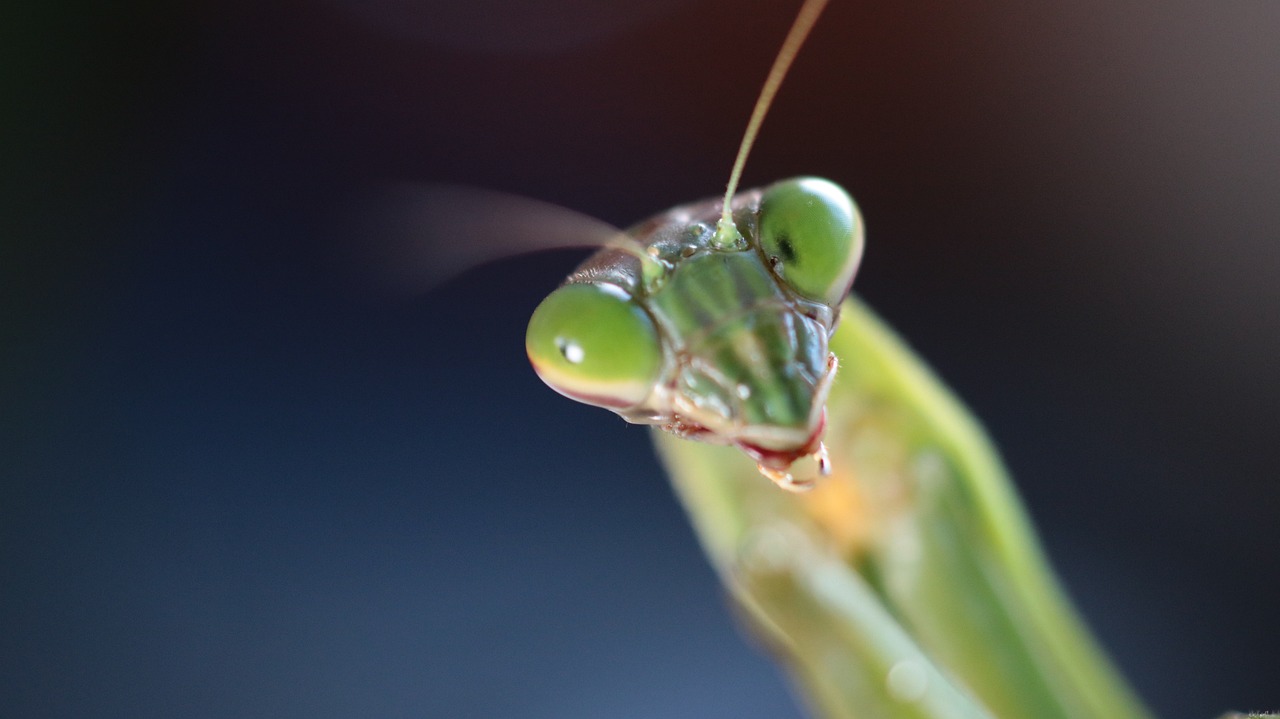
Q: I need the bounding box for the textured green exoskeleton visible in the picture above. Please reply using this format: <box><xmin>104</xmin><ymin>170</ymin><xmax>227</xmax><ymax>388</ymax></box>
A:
<box><xmin>528</xmin><ymin>177</ymin><xmax>861</xmax><ymax>489</ymax></box>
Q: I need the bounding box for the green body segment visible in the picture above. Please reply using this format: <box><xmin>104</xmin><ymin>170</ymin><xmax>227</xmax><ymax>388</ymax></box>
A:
<box><xmin>655</xmin><ymin>297</ymin><xmax>1153</xmax><ymax>719</ymax></box>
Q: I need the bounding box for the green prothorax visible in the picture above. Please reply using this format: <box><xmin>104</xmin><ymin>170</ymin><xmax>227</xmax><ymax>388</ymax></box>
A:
<box><xmin>527</xmin><ymin>177</ymin><xmax>863</xmax><ymax>488</ymax></box>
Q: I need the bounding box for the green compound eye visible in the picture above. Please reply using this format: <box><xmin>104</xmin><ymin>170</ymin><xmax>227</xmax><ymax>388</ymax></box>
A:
<box><xmin>757</xmin><ymin>177</ymin><xmax>864</xmax><ymax>307</ymax></box>
<box><xmin>526</xmin><ymin>282</ymin><xmax>663</xmax><ymax>409</ymax></box>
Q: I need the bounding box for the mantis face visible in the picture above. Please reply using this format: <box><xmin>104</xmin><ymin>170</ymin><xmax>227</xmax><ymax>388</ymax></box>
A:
<box><xmin>526</xmin><ymin>177</ymin><xmax>863</xmax><ymax>487</ymax></box>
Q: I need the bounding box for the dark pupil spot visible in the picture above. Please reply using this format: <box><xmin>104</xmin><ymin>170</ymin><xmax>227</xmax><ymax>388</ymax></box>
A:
<box><xmin>777</xmin><ymin>235</ymin><xmax>797</xmax><ymax>263</ymax></box>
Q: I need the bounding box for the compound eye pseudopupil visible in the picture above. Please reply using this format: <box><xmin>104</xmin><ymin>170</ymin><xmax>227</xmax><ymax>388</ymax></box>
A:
<box><xmin>757</xmin><ymin>177</ymin><xmax>864</xmax><ymax>307</ymax></box>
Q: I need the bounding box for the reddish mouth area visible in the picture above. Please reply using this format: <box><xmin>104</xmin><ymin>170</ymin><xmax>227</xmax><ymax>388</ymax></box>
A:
<box><xmin>735</xmin><ymin>409</ymin><xmax>827</xmax><ymax>471</ymax></box>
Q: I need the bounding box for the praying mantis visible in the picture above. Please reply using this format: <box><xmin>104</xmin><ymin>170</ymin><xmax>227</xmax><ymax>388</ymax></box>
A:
<box><xmin>518</xmin><ymin>1</ymin><xmax>1154</xmax><ymax>717</ymax></box>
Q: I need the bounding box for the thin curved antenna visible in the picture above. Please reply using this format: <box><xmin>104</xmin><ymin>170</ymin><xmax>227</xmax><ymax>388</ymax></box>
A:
<box><xmin>713</xmin><ymin>0</ymin><xmax>831</xmax><ymax>248</ymax></box>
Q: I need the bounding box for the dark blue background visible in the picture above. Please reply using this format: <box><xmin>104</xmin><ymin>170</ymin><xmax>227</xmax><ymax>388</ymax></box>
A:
<box><xmin>4</xmin><ymin>1</ymin><xmax>1278</xmax><ymax>717</ymax></box>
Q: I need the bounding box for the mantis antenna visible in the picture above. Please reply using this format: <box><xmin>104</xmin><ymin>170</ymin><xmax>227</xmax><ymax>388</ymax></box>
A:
<box><xmin>713</xmin><ymin>0</ymin><xmax>832</xmax><ymax>248</ymax></box>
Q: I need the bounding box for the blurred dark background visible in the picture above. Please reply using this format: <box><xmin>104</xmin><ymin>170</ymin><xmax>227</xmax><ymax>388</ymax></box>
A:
<box><xmin>3</xmin><ymin>0</ymin><xmax>1278</xmax><ymax>717</ymax></box>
